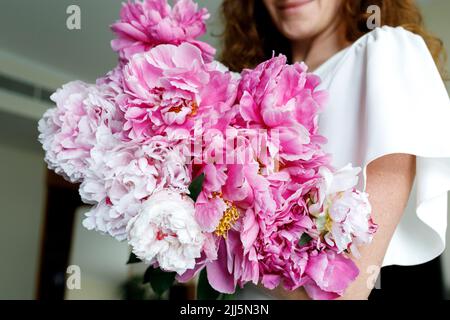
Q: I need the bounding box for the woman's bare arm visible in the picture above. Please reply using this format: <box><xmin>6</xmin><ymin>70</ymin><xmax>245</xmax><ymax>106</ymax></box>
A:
<box><xmin>340</xmin><ymin>153</ymin><xmax>416</xmax><ymax>299</ymax></box>
<box><xmin>267</xmin><ymin>153</ymin><xmax>416</xmax><ymax>300</ymax></box>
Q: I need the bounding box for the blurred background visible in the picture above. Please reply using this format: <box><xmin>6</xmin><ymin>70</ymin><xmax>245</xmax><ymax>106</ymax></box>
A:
<box><xmin>0</xmin><ymin>0</ymin><xmax>449</xmax><ymax>300</ymax></box>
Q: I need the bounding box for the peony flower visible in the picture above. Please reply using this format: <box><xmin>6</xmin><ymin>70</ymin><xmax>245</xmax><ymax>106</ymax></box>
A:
<box><xmin>80</xmin><ymin>131</ymin><xmax>191</xmax><ymax>240</ymax></box>
<box><xmin>182</xmin><ymin>53</ymin><xmax>334</xmax><ymax>291</ymax></box>
<box><xmin>121</xmin><ymin>42</ymin><xmax>238</xmax><ymax>139</ymax></box>
<box><xmin>325</xmin><ymin>189</ymin><xmax>376</xmax><ymax>257</ymax></box>
<box><xmin>127</xmin><ymin>190</ymin><xmax>205</xmax><ymax>274</ymax></box>
<box><xmin>111</xmin><ymin>0</ymin><xmax>215</xmax><ymax>62</ymax></box>
<box><xmin>195</xmin><ymin>192</ymin><xmax>227</xmax><ymax>233</ymax></box>
<box><xmin>212</xmin><ymin>159</ymin><xmax>326</xmax><ymax>293</ymax></box>
<box><xmin>236</xmin><ymin>55</ymin><xmax>328</xmax><ymax>162</ymax></box>
<box><xmin>38</xmin><ymin>80</ymin><xmax>125</xmax><ymax>182</ymax></box>
<box><xmin>205</xmin><ymin>229</ymin><xmax>259</xmax><ymax>294</ymax></box>
<box><xmin>83</xmin><ymin>197</ymin><xmax>141</xmax><ymax>241</ymax></box>
<box><xmin>310</xmin><ymin>164</ymin><xmax>377</xmax><ymax>257</ymax></box>
<box><xmin>253</xmin><ymin>186</ymin><xmax>315</xmax><ymax>291</ymax></box>
<box><xmin>303</xmin><ymin>250</ymin><xmax>359</xmax><ymax>300</ymax></box>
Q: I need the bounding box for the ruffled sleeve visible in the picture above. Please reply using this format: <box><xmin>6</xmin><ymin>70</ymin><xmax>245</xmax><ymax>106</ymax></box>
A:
<box><xmin>316</xmin><ymin>26</ymin><xmax>450</xmax><ymax>266</ymax></box>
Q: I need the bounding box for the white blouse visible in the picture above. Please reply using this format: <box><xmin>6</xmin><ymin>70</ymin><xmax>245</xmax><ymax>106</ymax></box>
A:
<box><xmin>314</xmin><ymin>26</ymin><xmax>450</xmax><ymax>267</ymax></box>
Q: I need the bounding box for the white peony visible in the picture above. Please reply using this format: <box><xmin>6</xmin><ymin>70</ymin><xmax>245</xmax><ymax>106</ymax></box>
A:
<box><xmin>310</xmin><ymin>164</ymin><xmax>376</xmax><ymax>257</ymax></box>
<box><xmin>79</xmin><ymin>129</ymin><xmax>191</xmax><ymax>241</ymax></box>
<box><xmin>325</xmin><ymin>189</ymin><xmax>374</xmax><ymax>257</ymax></box>
<box><xmin>82</xmin><ymin>199</ymin><xmax>140</xmax><ymax>241</ymax></box>
<box><xmin>126</xmin><ymin>190</ymin><xmax>205</xmax><ymax>275</ymax></box>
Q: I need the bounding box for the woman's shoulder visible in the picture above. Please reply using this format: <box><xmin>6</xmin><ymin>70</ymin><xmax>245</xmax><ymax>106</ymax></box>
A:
<box><xmin>354</xmin><ymin>25</ymin><xmax>425</xmax><ymax>50</ymax></box>
<box><xmin>318</xmin><ymin>25</ymin><xmax>442</xmax><ymax>89</ymax></box>
<box><xmin>344</xmin><ymin>25</ymin><xmax>432</xmax><ymax>71</ymax></box>
<box><xmin>316</xmin><ymin>26</ymin><xmax>432</xmax><ymax>88</ymax></box>
<box><xmin>317</xmin><ymin>24</ymin><xmax>449</xmax><ymax>144</ymax></box>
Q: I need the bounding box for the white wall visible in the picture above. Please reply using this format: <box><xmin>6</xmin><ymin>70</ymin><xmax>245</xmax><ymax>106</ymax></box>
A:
<box><xmin>0</xmin><ymin>141</ymin><xmax>45</xmax><ymax>299</ymax></box>
<box><xmin>65</xmin><ymin>208</ymin><xmax>130</xmax><ymax>300</ymax></box>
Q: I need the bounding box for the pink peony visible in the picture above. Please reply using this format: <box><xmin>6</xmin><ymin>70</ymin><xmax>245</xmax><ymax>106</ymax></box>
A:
<box><xmin>163</xmin><ymin>56</ymin><xmax>371</xmax><ymax>300</ymax></box>
<box><xmin>182</xmin><ymin>56</ymin><xmax>333</xmax><ymax>295</ymax></box>
<box><xmin>252</xmin><ymin>179</ymin><xmax>317</xmax><ymax>291</ymax></box>
<box><xmin>205</xmin><ymin>230</ymin><xmax>259</xmax><ymax>294</ymax></box>
<box><xmin>38</xmin><ymin>80</ymin><xmax>125</xmax><ymax>183</ymax></box>
<box><xmin>236</xmin><ymin>55</ymin><xmax>328</xmax><ymax>162</ymax></box>
<box><xmin>195</xmin><ymin>192</ymin><xmax>227</xmax><ymax>233</ymax></box>
<box><xmin>111</xmin><ymin>0</ymin><xmax>215</xmax><ymax>62</ymax></box>
<box><xmin>121</xmin><ymin>42</ymin><xmax>238</xmax><ymax>139</ymax></box>
<box><xmin>303</xmin><ymin>250</ymin><xmax>359</xmax><ymax>300</ymax></box>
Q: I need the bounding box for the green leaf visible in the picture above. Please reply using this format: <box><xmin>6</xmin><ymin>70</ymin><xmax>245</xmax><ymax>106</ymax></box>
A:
<box><xmin>188</xmin><ymin>173</ymin><xmax>205</xmax><ymax>202</ymax></box>
<box><xmin>298</xmin><ymin>233</ymin><xmax>313</xmax><ymax>246</ymax></box>
<box><xmin>143</xmin><ymin>266</ymin><xmax>176</xmax><ymax>297</ymax></box>
<box><xmin>218</xmin><ymin>293</ymin><xmax>236</xmax><ymax>300</ymax></box>
<box><xmin>197</xmin><ymin>269</ymin><xmax>221</xmax><ymax>300</ymax></box>
<box><xmin>126</xmin><ymin>252</ymin><xmax>142</xmax><ymax>264</ymax></box>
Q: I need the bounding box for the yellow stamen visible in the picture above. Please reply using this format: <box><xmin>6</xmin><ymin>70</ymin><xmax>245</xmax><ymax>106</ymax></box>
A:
<box><xmin>211</xmin><ymin>191</ymin><xmax>223</xmax><ymax>198</ymax></box>
<box><xmin>190</xmin><ymin>102</ymin><xmax>198</xmax><ymax>116</ymax></box>
<box><xmin>256</xmin><ymin>158</ymin><xmax>266</xmax><ymax>175</ymax></box>
<box><xmin>214</xmin><ymin>201</ymin><xmax>240</xmax><ymax>238</ymax></box>
<box><xmin>168</xmin><ymin>101</ymin><xmax>198</xmax><ymax>116</ymax></box>
<box><xmin>325</xmin><ymin>213</ymin><xmax>333</xmax><ymax>233</ymax></box>
<box><xmin>168</xmin><ymin>105</ymin><xmax>183</xmax><ymax>113</ymax></box>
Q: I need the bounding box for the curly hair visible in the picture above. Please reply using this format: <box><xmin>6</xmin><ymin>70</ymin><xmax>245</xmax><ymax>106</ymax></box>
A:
<box><xmin>220</xmin><ymin>0</ymin><xmax>447</xmax><ymax>79</ymax></box>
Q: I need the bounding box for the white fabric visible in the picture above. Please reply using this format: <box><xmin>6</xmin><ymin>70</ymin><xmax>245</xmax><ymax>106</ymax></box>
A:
<box><xmin>314</xmin><ymin>26</ymin><xmax>450</xmax><ymax>267</ymax></box>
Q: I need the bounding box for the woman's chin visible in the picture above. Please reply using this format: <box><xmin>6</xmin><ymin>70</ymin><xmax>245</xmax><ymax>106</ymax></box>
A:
<box><xmin>279</xmin><ymin>24</ymin><xmax>318</xmax><ymax>41</ymax></box>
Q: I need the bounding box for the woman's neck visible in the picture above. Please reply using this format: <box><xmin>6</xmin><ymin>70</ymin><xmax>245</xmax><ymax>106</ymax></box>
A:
<box><xmin>291</xmin><ymin>20</ymin><xmax>350</xmax><ymax>72</ymax></box>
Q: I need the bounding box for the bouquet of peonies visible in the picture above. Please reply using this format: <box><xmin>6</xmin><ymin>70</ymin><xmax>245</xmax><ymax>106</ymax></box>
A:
<box><xmin>38</xmin><ymin>0</ymin><xmax>377</xmax><ymax>300</ymax></box>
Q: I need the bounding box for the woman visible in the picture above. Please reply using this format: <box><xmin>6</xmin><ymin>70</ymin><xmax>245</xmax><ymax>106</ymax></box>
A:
<box><xmin>221</xmin><ymin>0</ymin><xmax>450</xmax><ymax>299</ymax></box>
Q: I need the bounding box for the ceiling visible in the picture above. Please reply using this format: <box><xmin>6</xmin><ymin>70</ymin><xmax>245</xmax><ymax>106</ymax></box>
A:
<box><xmin>0</xmin><ymin>0</ymin><xmax>222</xmax><ymax>83</ymax></box>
